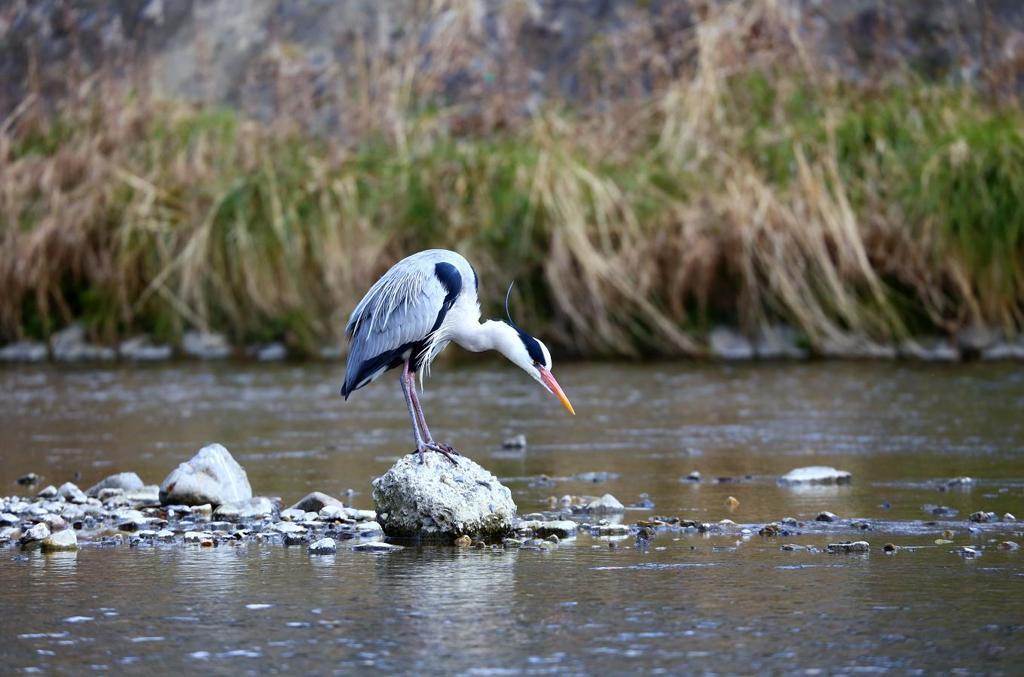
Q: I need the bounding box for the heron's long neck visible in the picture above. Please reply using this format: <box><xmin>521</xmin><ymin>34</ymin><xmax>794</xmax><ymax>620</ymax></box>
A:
<box><xmin>451</xmin><ymin>319</ymin><xmax>512</xmax><ymax>354</ymax></box>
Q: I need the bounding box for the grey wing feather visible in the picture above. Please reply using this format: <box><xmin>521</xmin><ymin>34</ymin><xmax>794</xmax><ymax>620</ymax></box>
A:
<box><xmin>343</xmin><ymin>252</ymin><xmax>452</xmax><ymax>390</ymax></box>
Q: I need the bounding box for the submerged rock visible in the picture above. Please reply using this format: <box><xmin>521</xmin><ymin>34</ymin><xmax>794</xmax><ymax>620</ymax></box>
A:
<box><xmin>815</xmin><ymin>511</ymin><xmax>839</xmax><ymax>522</ymax></box>
<box><xmin>57</xmin><ymin>482</ymin><xmax>87</xmax><ymax>503</ymax></box>
<box><xmin>923</xmin><ymin>504</ymin><xmax>959</xmax><ymax>517</ymax></box>
<box><xmin>518</xmin><ymin>520</ymin><xmax>578</xmax><ymax>539</ymax></box>
<box><xmin>41</xmin><ymin>529</ymin><xmax>78</xmax><ymax>552</ymax></box>
<box><xmin>17</xmin><ymin>472</ymin><xmax>40</xmax><ymax>486</ymax></box>
<box><xmin>352</xmin><ymin>542</ymin><xmax>403</xmax><ymax>553</ymax></box>
<box><xmin>372</xmin><ymin>453</ymin><xmax>517</xmax><ymax>543</ymax></box>
<box><xmin>502</xmin><ymin>434</ymin><xmax>527</xmax><ymax>450</ymax></box>
<box><xmin>779</xmin><ymin>466</ymin><xmax>852</xmax><ymax>485</ymax></box>
<box><xmin>827</xmin><ymin>541</ymin><xmax>870</xmax><ymax>553</ymax></box>
<box><xmin>159</xmin><ymin>443</ymin><xmax>252</xmax><ymax>507</ymax></box>
<box><xmin>86</xmin><ymin>472</ymin><xmax>145</xmax><ymax>497</ymax></box>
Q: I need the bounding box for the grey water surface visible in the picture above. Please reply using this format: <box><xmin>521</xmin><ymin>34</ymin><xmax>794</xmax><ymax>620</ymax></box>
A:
<box><xmin>1</xmin><ymin>361</ymin><xmax>1023</xmax><ymax>675</ymax></box>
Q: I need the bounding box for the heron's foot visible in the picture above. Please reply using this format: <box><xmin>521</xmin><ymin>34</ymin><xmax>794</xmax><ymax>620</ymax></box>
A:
<box><xmin>415</xmin><ymin>442</ymin><xmax>460</xmax><ymax>465</ymax></box>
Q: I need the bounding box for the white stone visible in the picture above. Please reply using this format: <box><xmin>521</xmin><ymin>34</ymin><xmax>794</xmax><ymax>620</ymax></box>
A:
<box><xmin>41</xmin><ymin>529</ymin><xmax>78</xmax><ymax>552</ymax></box>
<box><xmin>778</xmin><ymin>466</ymin><xmax>852</xmax><ymax>485</ymax></box>
<box><xmin>159</xmin><ymin>443</ymin><xmax>252</xmax><ymax>506</ymax></box>
<box><xmin>709</xmin><ymin>328</ymin><xmax>754</xmax><ymax>360</ymax></box>
<box><xmin>119</xmin><ymin>336</ymin><xmax>173</xmax><ymax>361</ymax></box>
<box><xmin>182</xmin><ymin>331</ymin><xmax>231</xmax><ymax>359</ymax></box>
<box><xmin>586</xmin><ymin>493</ymin><xmax>625</xmax><ymax>514</ymax></box>
<box><xmin>0</xmin><ymin>341</ymin><xmax>48</xmax><ymax>362</ymax></box>
<box><xmin>308</xmin><ymin>537</ymin><xmax>337</xmax><ymax>554</ymax></box>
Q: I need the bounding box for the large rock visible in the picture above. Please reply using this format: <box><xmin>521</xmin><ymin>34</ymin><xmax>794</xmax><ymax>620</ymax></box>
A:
<box><xmin>372</xmin><ymin>454</ymin><xmax>516</xmax><ymax>543</ymax></box>
<box><xmin>86</xmin><ymin>469</ymin><xmax>144</xmax><ymax>495</ymax></box>
<box><xmin>289</xmin><ymin>491</ymin><xmax>345</xmax><ymax>513</ymax></box>
<box><xmin>41</xmin><ymin>528</ymin><xmax>78</xmax><ymax>552</ymax></box>
<box><xmin>159</xmin><ymin>443</ymin><xmax>252</xmax><ymax>507</ymax></box>
<box><xmin>778</xmin><ymin>466</ymin><xmax>852</xmax><ymax>485</ymax></box>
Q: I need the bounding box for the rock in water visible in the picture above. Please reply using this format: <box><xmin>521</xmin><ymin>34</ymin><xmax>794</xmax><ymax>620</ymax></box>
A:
<box><xmin>778</xmin><ymin>466</ymin><xmax>852</xmax><ymax>485</ymax></box>
<box><xmin>41</xmin><ymin>529</ymin><xmax>78</xmax><ymax>552</ymax></box>
<box><xmin>86</xmin><ymin>472</ymin><xmax>145</xmax><ymax>497</ymax></box>
<box><xmin>159</xmin><ymin>443</ymin><xmax>252</xmax><ymax>507</ymax></box>
<box><xmin>372</xmin><ymin>454</ymin><xmax>516</xmax><ymax>543</ymax></box>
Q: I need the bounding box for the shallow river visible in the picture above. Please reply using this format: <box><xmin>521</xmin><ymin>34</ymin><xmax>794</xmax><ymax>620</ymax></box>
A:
<box><xmin>1</xmin><ymin>361</ymin><xmax>1023</xmax><ymax>675</ymax></box>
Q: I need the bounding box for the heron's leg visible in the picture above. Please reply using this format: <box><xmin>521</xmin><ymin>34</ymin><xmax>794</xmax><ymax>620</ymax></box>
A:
<box><xmin>401</xmin><ymin>363</ymin><xmax>457</xmax><ymax>465</ymax></box>
<box><xmin>408</xmin><ymin>374</ymin><xmax>460</xmax><ymax>458</ymax></box>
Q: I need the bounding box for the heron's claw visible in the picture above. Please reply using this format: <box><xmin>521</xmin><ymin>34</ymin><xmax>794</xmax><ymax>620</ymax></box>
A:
<box><xmin>415</xmin><ymin>442</ymin><xmax>459</xmax><ymax>465</ymax></box>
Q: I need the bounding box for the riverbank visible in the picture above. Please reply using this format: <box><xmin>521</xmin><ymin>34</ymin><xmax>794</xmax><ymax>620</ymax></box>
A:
<box><xmin>2</xmin><ymin>3</ymin><xmax>1023</xmax><ymax>359</ymax></box>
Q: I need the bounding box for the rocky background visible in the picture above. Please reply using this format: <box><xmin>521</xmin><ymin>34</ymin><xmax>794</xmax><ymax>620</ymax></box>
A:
<box><xmin>4</xmin><ymin>0</ymin><xmax>1023</xmax><ymax>124</ymax></box>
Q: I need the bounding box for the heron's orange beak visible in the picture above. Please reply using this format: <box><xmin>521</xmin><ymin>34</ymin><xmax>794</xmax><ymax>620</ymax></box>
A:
<box><xmin>538</xmin><ymin>367</ymin><xmax>575</xmax><ymax>415</ymax></box>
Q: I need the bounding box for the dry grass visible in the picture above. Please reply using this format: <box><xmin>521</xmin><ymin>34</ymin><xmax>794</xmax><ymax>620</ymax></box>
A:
<box><xmin>1</xmin><ymin>1</ymin><xmax>1022</xmax><ymax>356</ymax></box>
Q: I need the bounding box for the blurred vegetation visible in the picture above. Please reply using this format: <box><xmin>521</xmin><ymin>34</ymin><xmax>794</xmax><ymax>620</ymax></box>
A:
<box><xmin>1</xmin><ymin>2</ymin><xmax>1022</xmax><ymax>356</ymax></box>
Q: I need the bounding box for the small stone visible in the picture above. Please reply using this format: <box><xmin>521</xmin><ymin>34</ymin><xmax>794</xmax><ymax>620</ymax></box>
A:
<box><xmin>159</xmin><ymin>443</ymin><xmax>252</xmax><ymax>507</ymax></box>
<box><xmin>923</xmin><ymin>505</ymin><xmax>959</xmax><ymax>517</ymax></box>
<box><xmin>17</xmin><ymin>472</ymin><xmax>40</xmax><ymax>486</ymax></box>
<box><xmin>781</xmin><ymin>544</ymin><xmax>804</xmax><ymax>551</ymax></box>
<box><xmin>280</xmin><ymin>508</ymin><xmax>306</xmax><ymax>521</ymax></box>
<box><xmin>502</xmin><ymin>538</ymin><xmax>523</xmax><ymax>548</ymax></box>
<box><xmin>1003</xmin><ymin>513</ymin><xmax>1016</xmax><ymax>522</ymax></box>
<box><xmin>997</xmin><ymin>541</ymin><xmax>1019</xmax><ymax>551</ymax></box>
<box><xmin>942</xmin><ymin>529</ymin><xmax>956</xmax><ymax>540</ymax></box>
<box><xmin>58</xmin><ymin>482</ymin><xmax>87</xmax><ymax>503</ymax></box>
<box><xmin>318</xmin><ymin>505</ymin><xmax>345</xmax><ymax>521</ymax></box>
<box><xmin>51</xmin><ymin>324</ymin><xmax>115</xmax><ymax>361</ymax></box>
<box><xmin>942</xmin><ymin>476</ymin><xmax>976</xmax><ymax>489</ymax></box>
<box><xmin>779</xmin><ymin>466</ymin><xmax>852</xmax><ymax>485</ymax></box>
<box><xmin>815</xmin><ymin>511</ymin><xmax>839</xmax><ymax>523</ymax></box>
<box><xmin>20</xmin><ymin>522</ymin><xmax>51</xmax><ymax>544</ymax></box>
<box><xmin>119</xmin><ymin>336</ymin><xmax>173</xmax><ymax>361</ymax></box>
<box><xmin>352</xmin><ymin>542</ymin><xmax>403</xmax><ymax>553</ymax></box>
<box><xmin>969</xmin><ymin>511</ymin><xmax>996</xmax><ymax>523</ymax></box>
<box><xmin>182</xmin><ymin>331</ymin><xmax>231</xmax><ymax>359</ymax></box>
<box><xmin>272</xmin><ymin>521</ymin><xmax>306</xmax><ymax>535</ymax></box>
<box><xmin>518</xmin><ymin>520</ymin><xmax>578</xmax><ymax>539</ymax></box>
<box><xmin>725</xmin><ymin>496</ymin><xmax>739</xmax><ymax>509</ymax></box>
<box><xmin>586</xmin><ymin>493</ymin><xmax>625</xmax><ymax>515</ymax></box>
<box><xmin>709</xmin><ymin>327</ymin><xmax>754</xmax><ymax>360</ymax></box>
<box><xmin>41</xmin><ymin>529</ymin><xmax>78</xmax><ymax>552</ymax></box>
<box><xmin>0</xmin><ymin>513</ymin><xmax>18</xmax><ymax>526</ymax></box>
<box><xmin>956</xmin><ymin>546</ymin><xmax>981</xmax><ymax>558</ymax></box>
<box><xmin>183</xmin><ymin>531</ymin><xmax>212</xmax><ymax>544</ymax></box>
<box><xmin>502</xmin><ymin>434</ymin><xmax>527</xmax><ymax>450</ymax></box>
<box><xmin>759</xmin><ymin>523</ymin><xmax>781</xmax><ymax>537</ymax></box>
<box><xmin>37</xmin><ymin>485</ymin><xmax>58</xmax><ymax>499</ymax></box>
<box><xmin>0</xmin><ymin>341</ymin><xmax>48</xmax><ymax>362</ymax></box>
<box><xmin>883</xmin><ymin>543</ymin><xmax>898</xmax><ymax>554</ymax></box>
<box><xmin>454</xmin><ymin>535</ymin><xmax>472</xmax><ymax>547</ymax></box>
<box><xmin>827</xmin><ymin>541</ymin><xmax>870</xmax><ymax>553</ymax></box>
<box><xmin>754</xmin><ymin>325</ymin><xmax>807</xmax><ymax>359</ymax></box>
<box><xmin>309</xmin><ymin>537</ymin><xmax>337</xmax><ymax>554</ymax></box>
<box><xmin>898</xmin><ymin>338</ymin><xmax>959</xmax><ymax>362</ymax></box>
<box><xmin>255</xmin><ymin>343</ymin><xmax>286</xmax><ymax>361</ymax></box>
<box><xmin>214</xmin><ymin>497</ymin><xmax>275</xmax><ymax>522</ymax></box>
<box><xmin>594</xmin><ymin>524</ymin><xmax>630</xmax><ymax>536</ymax></box>
<box><xmin>289</xmin><ymin>491</ymin><xmax>345</xmax><ymax>513</ymax></box>
<box><xmin>86</xmin><ymin>472</ymin><xmax>145</xmax><ymax>497</ymax></box>
<box><xmin>683</xmin><ymin>471</ymin><xmax>702</xmax><ymax>483</ymax></box>
<box><xmin>574</xmin><ymin>471</ymin><xmax>620</xmax><ymax>483</ymax></box>
<box><xmin>116</xmin><ymin>509</ymin><xmax>149</xmax><ymax>531</ymax></box>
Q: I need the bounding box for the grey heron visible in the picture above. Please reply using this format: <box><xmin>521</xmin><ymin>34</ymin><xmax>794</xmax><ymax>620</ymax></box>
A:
<box><xmin>341</xmin><ymin>249</ymin><xmax>574</xmax><ymax>463</ymax></box>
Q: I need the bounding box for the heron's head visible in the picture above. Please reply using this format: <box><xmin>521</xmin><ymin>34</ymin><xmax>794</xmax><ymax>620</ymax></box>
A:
<box><xmin>492</xmin><ymin>285</ymin><xmax>574</xmax><ymax>415</ymax></box>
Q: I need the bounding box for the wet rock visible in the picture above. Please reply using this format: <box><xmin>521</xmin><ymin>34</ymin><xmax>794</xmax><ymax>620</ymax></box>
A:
<box><xmin>898</xmin><ymin>338</ymin><xmax>959</xmax><ymax>362</ymax></box>
<box><xmin>372</xmin><ymin>454</ymin><xmax>517</xmax><ymax>542</ymax></box>
<box><xmin>58</xmin><ymin>482</ymin><xmax>87</xmax><ymax>504</ymax></box>
<box><xmin>280</xmin><ymin>508</ymin><xmax>306</xmax><ymax>522</ymax></box>
<box><xmin>183</xmin><ymin>531</ymin><xmax>214</xmax><ymax>545</ymax></box>
<box><xmin>0</xmin><ymin>512</ymin><xmax>19</xmax><ymax>526</ymax></box>
<box><xmin>272</xmin><ymin>521</ymin><xmax>306</xmax><ymax>536</ymax></box>
<box><xmin>503</xmin><ymin>537</ymin><xmax>523</xmax><ymax>548</ymax></box>
<box><xmin>119</xmin><ymin>336</ymin><xmax>173</xmax><ymax>361</ymax></box>
<box><xmin>519</xmin><ymin>520</ymin><xmax>578</xmax><ymax>539</ymax></box>
<box><xmin>454</xmin><ymin>535</ymin><xmax>472</xmax><ymax>547</ymax></box>
<box><xmin>709</xmin><ymin>327</ymin><xmax>754</xmax><ymax>360</ymax></box>
<box><xmin>821</xmin><ymin>335</ymin><xmax>896</xmax><ymax>360</ymax></box>
<box><xmin>981</xmin><ymin>338</ymin><xmax>1024</xmax><ymax>360</ymax></box>
<box><xmin>827</xmin><ymin>540</ymin><xmax>870</xmax><ymax>553</ymax></box>
<box><xmin>922</xmin><ymin>504</ymin><xmax>959</xmax><ymax>517</ymax></box>
<box><xmin>16</xmin><ymin>472</ymin><xmax>40</xmax><ymax>486</ymax></box>
<box><xmin>318</xmin><ymin>505</ymin><xmax>345</xmax><ymax>521</ymax></box>
<box><xmin>957</xmin><ymin>324</ymin><xmax>1000</xmax><ymax>354</ymax></box>
<box><xmin>37</xmin><ymin>485</ymin><xmax>58</xmax><ymax>499</ymax></box>
<box><xmin>969</xmin><ymin>511</ymin><xmax>997</xmax><ymax>523</ymax></box>
<box><xmin>214</xmin><ymin>496</ymin><xmax>275</xmax><ymax>522</ymax></box>
<box><xmin>997</xmin><ymin>541</ymin><xmax>1020</xmax><ymax>551</ymax></box>
<box><xmin>309</xmin><ymin>537</ymin><xmax>337</xmax><ymax>554</ymax></box>
<box><xmin>883</xmin><ymin>543</ymin><xmax>898</xmax><ymax>554</ymax></box>
<box><xmin>159</xmin><ymin>443</ymin><xmax>252</xmax><ymax>507</ymax></box>
<box><xmin>0</xmin><ymin>340</ymin><xmax>48</xmax><ymax>362</ymax></box>
<box><xmin>0</xmin><ymin>526</ymin><xmax>21</xmax><ymax>542</ymax></box>
<box><xmin>941</xmin><ymin>476</ymin><xmax>976</xmax><ymax>490</ymax></box>
<box><xmin>573</xmin><ymin>471</ymin><xmax>621</xmax><ymax>483</ymax></box>
<box><xmin>781</xmin><ymin>544</ymin><xmax>804</xmax><ymax>551</ymax></box>
<box><xmin>502</xmin><ymin>434</ymin><xmax>527</xmax><ymax>450</ymax></box>
<box><xmin>116</xmin><ymin>509</ymin><xmax>150</xmax><ymax>531</ymax></box>
<box><xmin>86</xmin><ymin>472</ymin><xmax>145</xmax><ymax>497</ymax></box>
<box><xmin>629</xmin><ymin>494</ymin><xmax>655</xmax><ymax>509</ymax></box>
<box><xmin>754</xmin><ymin>325</ymin><xmax>808</xmax><ymax>360</ymax></box>
<box><xmin>41</xmin><ymin>528</ymin><xmax>78</xmax><ymax>552</ymax></box>
<box><xmin>585</xmin><ymin>493</ymin><xmax>625</xmax><ymax>515</ymax></box>
<box><xmin>124</xmin><ymin>486</ymin><xmax>161</xmax><ymax>506</ymax></box>
<box><xmin>182</xmin><ymin>331</ymin><xmax>231</xmax><ymax>360</ymax></box>
<box><xmin>594</xmin><ymin>523</ymin><xmax>630</xmax><ymax>537</ymax></box>
<box><xmin>51</xmin><ymin>324</ymin><xmax>116</xmax><ymax>362</ymax></box>
<box><xmin>778</xmin><ymin>466</ymin><xmax>852</xmax><ymax>485</ymax></box>
<box><xmin>815</xmin><ymin>511</ymin><xmax>839</xmax><ymax>523</ymax></box>
<box><xmin>254</xmin><ymin>342</ymin><xmax>287</xmax><ymax>361</ymax></box>
<box><xmin>352</xmin><ymin>542</ymin><xmax>403</xmax><ymax>553</ymax></box>
<box><xmin>289</xmin><ymin>491</ymin><xmax>345</xmax><ymax>513</ymax></box>
<box><xmin>1003</xmin><ymin>513</ymin><xmax>1016</xmax><ymax>522</ymax></box>
<box><xmin>683</xmin><ymin>471</ymin><xmax>702</xmax><ymax>483</ymax></box>
<box><xmin>956</xmin><ymin>545</ymin><xmax>982</xmax><ymax>558</ymax></box>
<box><xmin>725</xmin><ymin>496</ymin><xmax>740</xmax><ymax>509</ymax></box>
<box><xmin>42</xmin><ymin>514</ymin><xmax>67</xmax><ymax>531</ymax></box>
<box><xmin>19</xmin><ymin>522</ymin><xmax>50</xmax><ymax>545</ymax></box>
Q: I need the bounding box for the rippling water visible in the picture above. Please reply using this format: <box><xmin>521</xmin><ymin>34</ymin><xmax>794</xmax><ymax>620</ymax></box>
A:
<box><xmin>1</xmin><ymin>361</ymin><xmax>1023</xmax><ymax>674</ymax></box>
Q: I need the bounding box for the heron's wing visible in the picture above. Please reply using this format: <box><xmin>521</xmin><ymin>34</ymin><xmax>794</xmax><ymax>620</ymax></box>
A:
<box><xmin>342</xmin><ymin>252</ymin><xmax>460</xmax><ymax>395</ymax></box>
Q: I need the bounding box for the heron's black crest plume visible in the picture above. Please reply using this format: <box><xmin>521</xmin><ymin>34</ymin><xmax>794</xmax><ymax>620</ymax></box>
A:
<box><xmin>504</xmin><ymin>281</ymin><xmax>518</xmax><ymax>327</ymax></box>
<box><xmin>502</xmin><ymin>280</ymin><xmax>547</xmax><ymax>367</ymax></box>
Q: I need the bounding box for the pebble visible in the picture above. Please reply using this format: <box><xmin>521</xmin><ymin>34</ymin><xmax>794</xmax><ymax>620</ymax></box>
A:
<box><xmin>956</xmin><ymin>546</ymin><xmax>982</xmax><ymax>558</ymax></box>
<box><xmin>182</xmin><ymin>331</ymin><xmax>231</xmax><ymax>359</ymax></box>
<box><xmin>997</xmin><ymin>541</ymin><xmax>1019</xmax><ymax>551</ymax></box>
<box><xmin>502</xmin><ymin>434</ymin><xmax>527</xmax><ymax>450</ymax></box>
<box><xmin>454</xmin><ymin>535</ymin><xmax>472</xmax><ymax>547</ymax></box>
<box><xmin>214</xmin><ymin>496</ymin><xmax>276</xmax><ymax>522</ymax></box>
<box><xmin>518</xmin><ymin>520</ymin><xmax>578</xmax><ymax>539</ymax></box>
<box><xmin>585</xmin><ymin>494</ymin><xmax>625</xmax><ymax>514</ymax></box>
<box><xmin>781</xmin><ymin>544</ymin><xmax>804</xmax><ymax>551</ymax></box>
<box><xmin>815</xmin><ymin>511</ymin><xmax>839</xmax><ymax>523</ymax></box>
<box><xmin>778</xmin><ymin>466</ymin><xmax>852</xmax><ymax>485</ymax></box>
<box><xmin>37</xmin><ymin>485</ymin><xmax>58</xmax><ymax>499</ymax></box>
<box><xmin>725</xmin><ymin>496</ymin><xmax>740</xmax><ymax>509</ymax></box>
<box><xmin>683</xmin><ymin>471</ymin><xmax>702</xmax><ymax>483</ymax></box>
<box><xmin>309</xmin><ymin>537</ymin><xmax>337</xmax><ymax>554</ymax></box>
<box><xmin>57</xmin><ymin>482</ymin><xmax>87</xmax><ymax>503</ymax></box>
<box><xmin>1003</xmin><ymin>513</ymin><xmax>1016</xmax><ymax>522</ymax></box>
<box><xmin>883</xmin><ymin>543</ymin><xmax>898</xmax><ymax>554</ymax></box>
<box><xmin>969</xmin><ymin>511</ymin><xmax>997</xmax><ymax>523</ymax></box>
<box><xmin>0</xmin><ymin>512</ymin><xmax>20</xmax><ymax>526</ymax></box>
<box><xmin>923</xmin><ymin>504</ymin><xmax>958</xmax><ymax>517</ymax></box>
<box><xmin>41</xmin><ymin>529</ymin><xmax>78</xmax><ymax>552</ymax></box>
<box><xmin>20</xmin><ymin>522</ymin><xmax>51</xmax><ymax>544</ymax></box>
<box><xmin>827</xmin><ymin>541</ymin><xmax>870</xmax><ymax>554</ymax></box>
<box><xmin>87</xmin><ymin>472</ymin><xmax>145</xmax><ymax>497</ymax></box>
<box><xmin>17</xmin><ymin>473</ymin><xmax>41</xmax><ymax>486</ymax></box>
